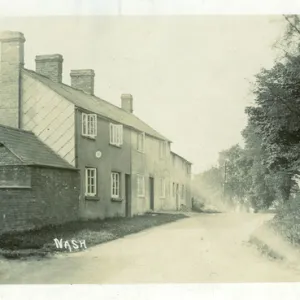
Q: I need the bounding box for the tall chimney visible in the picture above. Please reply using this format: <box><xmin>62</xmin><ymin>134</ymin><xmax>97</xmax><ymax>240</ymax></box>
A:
<box><xmin>0</xmin><ymin>31</ymin><xmax>25</xmax><ymax>128</ymax></box>
<box><xmin>121</xmin><ymin>94</ymin><xmax>133</xmax><ymax>113</ymax></box>
<box><xmin>35</xmin><ymin>54</ymin><xmax>63</xmax><ymax>83</ymax></box>
<box><xmin>70</xmin><ymin>69</ymin><xmax>95</xmax><ymax>95</ymax></box>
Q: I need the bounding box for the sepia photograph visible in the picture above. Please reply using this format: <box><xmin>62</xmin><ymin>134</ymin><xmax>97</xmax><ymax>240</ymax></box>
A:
<box><xmin>1</xmin><ymin>1</ymin><xmax>300</xmax><ymax>291</ymax></box>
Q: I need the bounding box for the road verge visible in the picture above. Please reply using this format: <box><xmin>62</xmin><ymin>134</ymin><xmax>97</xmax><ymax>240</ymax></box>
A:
<box><xmin>0</xmin><ymin>213</ymin><xmax>187</xmax><ymax>260</ymax></box>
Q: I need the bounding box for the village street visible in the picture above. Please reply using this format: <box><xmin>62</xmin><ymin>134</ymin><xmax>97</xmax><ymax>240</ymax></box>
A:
<box><xmin>1</xmin><ymin>213</ymin><xmax>300</xmax><ymax>284</ymax></box>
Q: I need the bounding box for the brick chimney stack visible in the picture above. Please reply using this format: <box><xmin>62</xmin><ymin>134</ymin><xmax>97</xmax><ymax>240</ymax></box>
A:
<box><xmin>121</xmin><ymin>94</ymin><xmax>133</xmax><ymax>113</ymax></box>
<box><xmin>35</xmin><ymin>54</ymin><xmax>63</xmax><ymax>83</ymax></box>
<box><xmin>70</xmin><ymin>69</ymin><xmax>95</xmax><ymax>95</ymax></box>
<box><xmin>0</xmin><ymin>31</ymin><xmax>25</xmax><ymax>128</ymax></box>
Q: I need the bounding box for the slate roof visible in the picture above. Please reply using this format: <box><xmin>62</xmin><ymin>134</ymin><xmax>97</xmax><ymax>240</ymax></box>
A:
<box><xmin>23</xmin><ymin>69</ymin><xmax>171</xmax><ymax>142</ymax></box>
<box><xmin>0</xmin><ymin>124</ymin><xmax>75</xmax><ymax>169</ymax></box>
<box><xmin>171</xmin><ymin>151</ymin><xmax>192</xmax><ymax>165</ymax></box>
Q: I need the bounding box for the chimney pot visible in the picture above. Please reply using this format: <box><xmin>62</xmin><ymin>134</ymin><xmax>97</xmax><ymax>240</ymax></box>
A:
<box><xmin>35</xmin><ymin>54</ymin><xmax>63</xmax><ymax>83</ymax></box>
<box><xmin>70</xmin><ymin>69</ymin><xmax>95</xmax><ymax>95</ymax></box>
<box><xmin>121</xmin><ymin>94</ymin><xmax>133</xmax><ymax>113</ymax></box>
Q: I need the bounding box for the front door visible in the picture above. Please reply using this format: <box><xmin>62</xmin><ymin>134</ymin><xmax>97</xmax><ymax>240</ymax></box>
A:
<box><xmin>149</xmin><ymin>177</ymin><xmax>154</xmax><ymax>210</ymax></box>
<box><xmin>125</xmin><ymin>174</ymin><xmax>131</xmax><ymax>217</ymax></box>
<box><xmin>176</xmin><ymin>183</ymin><xmax>180</xmax><ymax>210</ymax></box>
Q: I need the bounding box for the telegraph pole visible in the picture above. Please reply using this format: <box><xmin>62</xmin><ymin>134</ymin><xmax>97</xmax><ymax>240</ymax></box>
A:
<box><xmin>223</xmin><ymin>160</ymin><xmax>227</xmax><ymax>201</ymax></box>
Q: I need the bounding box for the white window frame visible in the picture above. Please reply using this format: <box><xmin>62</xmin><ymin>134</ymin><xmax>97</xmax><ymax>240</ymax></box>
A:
<box><xmin>160</xmin><ymin>178</ymin><xmax>166</xmax><ymax>198</ymax></box>
<box><xmin>85</xmin><ymin>167</ymin><xmax>97</xmax><ymax>197</ymax></box>
<box><xmin>172</xmin><ymin>155</ymin><xmax>175</xmax><ymax>166</ymax></box>
<box><xmin>137</xmin><ymin>174</ymin><xmax>145</xmax><ymax>197</ymax></box>
<box><xmin>181</xmin><ymin>184</ymin><xmax>185</xmax><ymax>200</ymax></box>
<box><xmin>137</xmin><ymin>132</ymin><xmax>145</xmax><ymax>153</ymax></box>
<box><xmin>159</xmin><ymin>140</ymin><xmax>168</xmax><ymax>158</ymax></box>
<box><xmin>110</xmin><ymin>123</ymin><xmax>123</xmax><ymax>146</ymax></box>
<box><xmin>172</xmin><ymin>182</ymin><xmax>176</xmax><ymax>198</ymax></box>
<box><xmin>111</xmin><ymin>172</ymin><xmax>120</xmax><ymax>199</ymax></box>
<box><xmin>82</xmin><ymin>113</ymin><xmax>97</xmax><ymax>138</ymax></box>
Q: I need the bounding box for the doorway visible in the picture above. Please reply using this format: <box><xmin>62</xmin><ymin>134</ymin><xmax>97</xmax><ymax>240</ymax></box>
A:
<box><xmin>176</xmin><ymin>183</ymin><xmax>180</xmax><ymax>210</ymax></box>
<box><xmin>125</xmin><ymin>174</ymin><xmax>131</xmax><ymax>217</ymax></box>
<box><xmin>149</xmin><ymin>177</ymin><xmax>155</xmax><ymax>210</ymax></box>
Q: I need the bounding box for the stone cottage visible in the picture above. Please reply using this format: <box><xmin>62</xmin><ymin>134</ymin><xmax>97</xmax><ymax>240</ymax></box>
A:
<box><xmin>0</xmin><ymin>30</ymin><xmax>192</xmax><ymax>223</ymax></box>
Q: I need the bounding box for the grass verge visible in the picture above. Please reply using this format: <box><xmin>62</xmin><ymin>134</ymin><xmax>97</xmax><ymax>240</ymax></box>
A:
<box><xmin>249</xmin><ymin>198</ymin><xmax>300</xmax><ymax>262</ymax></box>
<box><xmin>0</xmin><ymin>212</ymin><xmax>187</xmax><ymax>260</ymax></box>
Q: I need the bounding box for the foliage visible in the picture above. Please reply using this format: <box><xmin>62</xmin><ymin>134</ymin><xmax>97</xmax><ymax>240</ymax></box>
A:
<box><xmin>244</xmin><ymin>47</ymin><xmax>300</xmax><ymax>203</ymax></box>
<box><xmin>192</xmin><ymin>166</ymin><xmax>223</xmax><ymax>206</ymax></box>
<box><xmin>218</xmin><ymin>144</ymin><xmax>252</xmax><ymax>205</ymax></box>
<box><xmin>193</xmin><ymin>15</ymin><xmax>300</xmax><ymax>212</ymax></box>
<box><xmin>274</xmin><ymin>15</ymin><xmax>300</xmax><ymax>56</ymax></box>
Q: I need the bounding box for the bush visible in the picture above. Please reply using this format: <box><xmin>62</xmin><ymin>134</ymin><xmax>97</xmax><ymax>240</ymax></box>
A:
<box><xmin>192</xmin><ymin>198</ymin><xmax>205</xmax><ymax>212</ymax></box>
<box><xmin>268</xmin><ymin>195</ymin><xmax>300</xmax><ymax>245</ymax></box>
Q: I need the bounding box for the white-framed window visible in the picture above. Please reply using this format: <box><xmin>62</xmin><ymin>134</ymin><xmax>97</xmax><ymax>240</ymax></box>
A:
<box><xmin>137</xmin><ymin>174</ymin><xmax>145</xmax><ymax>197</ymax></box>
<box><xmin>172</xmin><ymin>182</ymin><xmax>176</xmax><ymax>198</ymax></box>
<box><xmin>85</xmin><ymin>167</ymin><xmax>97</xmax><ymax>196</ymax></box>
<box><xmin>111</xmin><ymin>172</ymin><xmax>120</xmax><ymax>199</ymax></box>
<box><xmin>159</xmin><ymin>140</ymin><xmax>167</xmax><ymax>158</ymax></box>
<box><xmin>172</xmin><ymin>155</ymin><xmax>175</xmax><ymax>166</ymax></box>
<box><xmin>110</xmin><ymin>123</ymin><xmax>123</xmax><ymax>146</ymax></box>
<box><xmin>181</xmin><ymin>184</ymin><xmax>185</xmax><ymax>200</ymax></box>
<box><xmin>160</xmin><ymin>178</ymin><xmax>166</xmax><ymax>198</ymax></box>
<box><xmin>137</xmin><ymin>132</ymin><xmax>145</xmax><ymax>152</ymax></box>
<box><xmin>82</xmin><ymin>113</ymin><xmax>97</xmax><ymax>138</ymax></box>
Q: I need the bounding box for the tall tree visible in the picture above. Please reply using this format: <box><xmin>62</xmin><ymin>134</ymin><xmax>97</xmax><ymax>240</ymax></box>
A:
<box><xmin>218</xmin><ymin>144</ymin><xmax>253</xmax><ymax>207</ymax></box>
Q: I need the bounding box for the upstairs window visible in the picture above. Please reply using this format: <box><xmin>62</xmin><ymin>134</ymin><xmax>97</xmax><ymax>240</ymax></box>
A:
<box><xmin>172</xmin><ymin>182</ymin><xmax>176</xmax><ymax>198</ymax></box>
<box><xmin>82</xmin><ymin>113</ymin><xmax>97</xmax><ymax>138</ymax></box>
<box><xmin>186</xmin><ymin>164</ymin><xmax>190</xmax><ymax>174</ymax></box>
<box><xmin>159</xmin><ymin>140</ymin><xmax>167</xmax><ymax>158</ymax></box>
<box><xmin>85</xmin><ymin>167</ymin><xmax>97</xmax><ymax>197</ymax></box>
<box><xmin>137</xmin><ymin>132</ymin><xmax>145</xmax><ymax>152</ymax></box>
<box><xmin>137</xmin><ymin>175</ymin><xmax>145</xmax><ymax>197</ymax></box>
<box><xmin>110</xmin><ymin>123</ymin><xmax>123</xmax><ymax>146</ymax></box>
<box><xmin>111</xmin><ymin>172</ymin><xmax>120</xmax><ymax>199</ymax></box>
<box><xmin>181</xmin><ymin>184</ymin><xmax>185</xmax><ymax>200</ymax></box>
<box><xmin>172</xmin><ymin>155</ymin><xmax>175</xmax><ymax>166</ymax></box>
<box><xmin>160</xmin><ymin>178</ymin><xmax>166</xmax><ymax>198</ymax></box>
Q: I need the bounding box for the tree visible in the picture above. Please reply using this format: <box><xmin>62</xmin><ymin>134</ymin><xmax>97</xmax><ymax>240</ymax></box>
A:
<box><xmin>244</xmin><ymin>46</ymin><xmax>300</xmax><ymax>203</ymax></box>
<box><xmin>218</xmin><ymin>145</ymin><xmax>253</xmax><ymax>207</ymax></box>
<box><xmin>274</xmin><ymin>15</ymin><xmax>300</xmax><ymax>57</ymax></box>
<box><xmin>192</xmin><ymin>166</ymin><xmax>224</xmax><ymax>208</ymax></box>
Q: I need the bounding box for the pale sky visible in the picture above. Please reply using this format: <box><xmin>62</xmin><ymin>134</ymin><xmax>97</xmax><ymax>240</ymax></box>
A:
<box><xmin>0</xmin><ymin>14</ymin><xmax>286</xmax><ymax>173</ymax></box>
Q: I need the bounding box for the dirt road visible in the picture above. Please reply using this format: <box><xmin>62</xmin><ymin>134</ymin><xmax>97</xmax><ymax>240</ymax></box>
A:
<box><xmin>1</xmin><ymin>213</ymin><xmax>300</xmax><ymax>284</ymax></box>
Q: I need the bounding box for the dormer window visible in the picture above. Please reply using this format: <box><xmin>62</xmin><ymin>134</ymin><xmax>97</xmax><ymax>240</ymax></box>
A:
<box><xmin>82</xmin><ymin>113</ymin><xmax>97</xmax><ymax>138</ymax></box>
